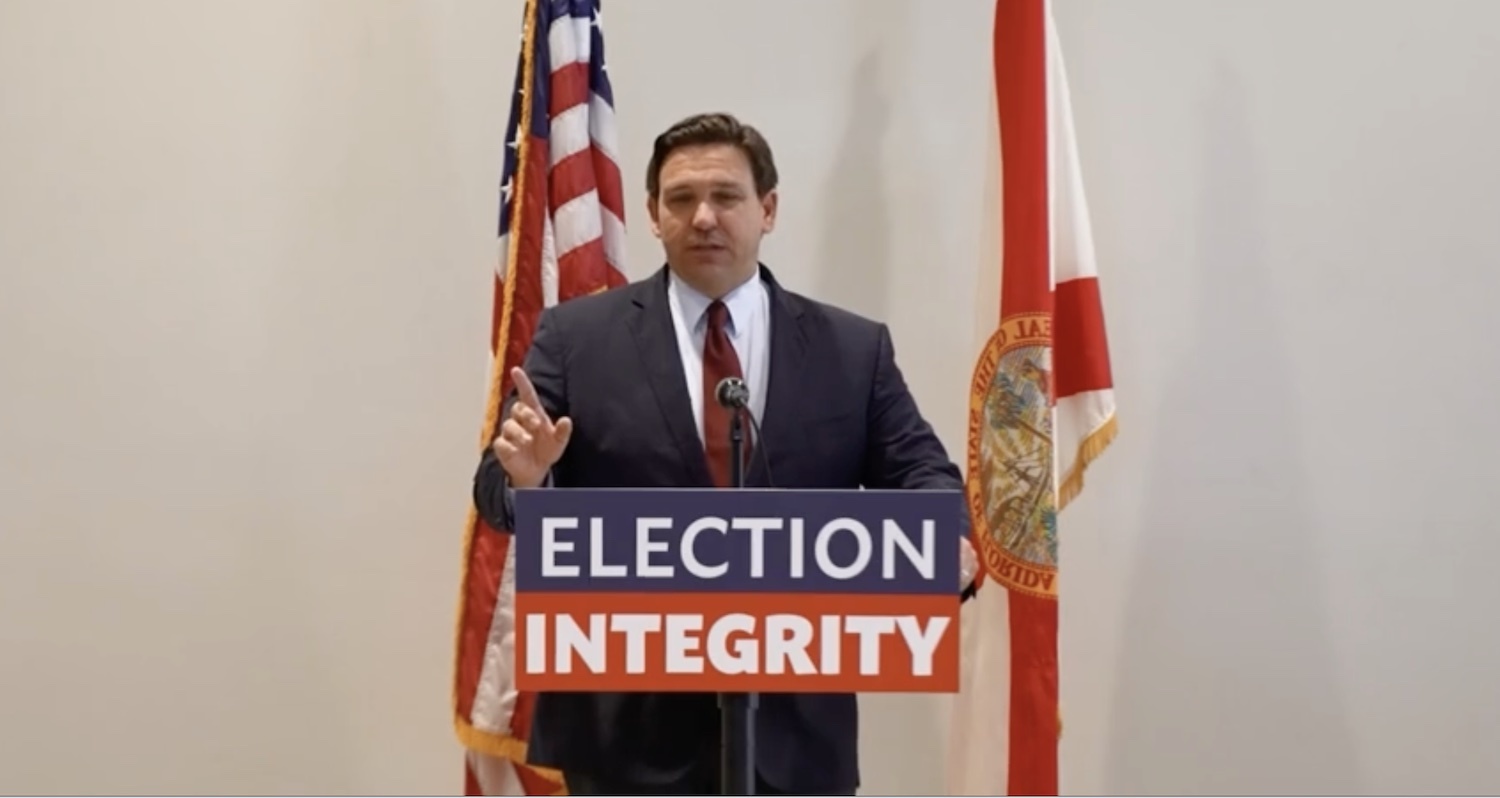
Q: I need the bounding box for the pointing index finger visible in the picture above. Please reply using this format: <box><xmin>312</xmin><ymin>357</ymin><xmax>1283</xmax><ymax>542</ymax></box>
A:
<box><xmin>511</xmin><ymin>367</ymin><xmax>546</xmax><ymax>417</ymax></box>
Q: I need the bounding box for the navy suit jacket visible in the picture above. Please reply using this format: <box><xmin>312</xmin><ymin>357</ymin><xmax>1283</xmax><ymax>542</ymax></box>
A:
<box><xmin>473</xmin><ymin>265</ymin><xmax>966</xmax><ymax>793</ymax></box>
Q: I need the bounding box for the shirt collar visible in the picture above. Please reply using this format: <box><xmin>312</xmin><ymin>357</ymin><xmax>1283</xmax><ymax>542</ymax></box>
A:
<box><xmin>668</xmin><ymin>269</ymin><xmax>762</xmax><ymax>340</ymax></box>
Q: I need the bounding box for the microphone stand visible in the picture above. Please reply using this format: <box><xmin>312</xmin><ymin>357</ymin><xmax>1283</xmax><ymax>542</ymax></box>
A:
<box><xmin>719</xmin><ymin>406</ymin><xmax>757</xmax><ymax>796</ymax></box>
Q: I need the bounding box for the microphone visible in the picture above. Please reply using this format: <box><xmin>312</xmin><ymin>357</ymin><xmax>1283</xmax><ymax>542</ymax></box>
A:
<box><xmin>710</xmin><ymin>374</ymin><xmax>763</xmax><ymax>796</ymax></box>
<box><xmin>714</xmin><ymin>376</ymin><xmax>750</xmax><ymax>409</ymax></box>
<box><xmin>712</xmin><ymin>376</ymin><xmax>775</xmax><ymax>488</ymax></box>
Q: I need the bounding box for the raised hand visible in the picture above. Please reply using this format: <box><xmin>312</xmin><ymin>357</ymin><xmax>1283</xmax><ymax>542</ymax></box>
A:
<box><xmin>491</xmin><ymin>367</ymin><xmax>573</xmax><ymax>489</ymax></box>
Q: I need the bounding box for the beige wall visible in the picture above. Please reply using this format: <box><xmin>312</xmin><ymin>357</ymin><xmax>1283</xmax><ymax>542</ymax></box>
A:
<box><xmin>3</xmin><ymin>0</ymin><xmax>1499</xmax><ymax>793</ymax></box>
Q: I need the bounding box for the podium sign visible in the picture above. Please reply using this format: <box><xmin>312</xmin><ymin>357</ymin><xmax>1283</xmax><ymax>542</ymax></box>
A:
<box><xmin>512</xmin><ymin>488</ymin><xmax>964</xmax><ymax>694</ymax></box>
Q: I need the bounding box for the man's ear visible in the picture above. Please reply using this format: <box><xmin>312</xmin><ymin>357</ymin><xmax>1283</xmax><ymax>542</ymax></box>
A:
<box><xmin>645</xmin><ymin>194</ymin><xmax>662</xmax><ymax>238</ymax></box>
<box><xmin>760</xmin><ymin>189</ymin><xmax>778</xmax><ymax>234</ymax></box>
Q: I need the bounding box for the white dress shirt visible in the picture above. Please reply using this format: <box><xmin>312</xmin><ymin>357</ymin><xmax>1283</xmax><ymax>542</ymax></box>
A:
<box><xmin>665</xmin><ymin>270</ymin><xmax>771</xmax><ymax>445</ymax></box>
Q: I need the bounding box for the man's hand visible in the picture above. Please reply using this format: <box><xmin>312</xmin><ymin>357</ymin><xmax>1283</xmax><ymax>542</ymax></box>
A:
<box><xmin>960</xmin><ymin>535</ymin><xmax>979</xmax><ymax>591</ymax></box>
<box><xmin>492</xmin><ymin>367</ymin><xmax>573</xmax><ymax>489</ymax></box>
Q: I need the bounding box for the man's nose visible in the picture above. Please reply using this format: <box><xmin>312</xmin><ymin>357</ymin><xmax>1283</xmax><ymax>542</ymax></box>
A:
<box><xmin>692</xmin><ymin>202</ymin><xmax>716</xmax><ymax>229</ymax></box>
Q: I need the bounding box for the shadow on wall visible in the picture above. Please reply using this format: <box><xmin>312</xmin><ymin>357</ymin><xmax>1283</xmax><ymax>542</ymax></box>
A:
<box><xmin>249</xmin><ymin>1</ymin><xmax>465</xmax><ymax>792</ymax></box>
<box><xmin>814</xmin><ymin>3</ymin><xmax>954</xmax><ymax>795</ymax></box>
<box><xmin>815</xmin><ymin>48</ymin><xmax>894</xmax><ymax>323</ymax></box>
<box><xmin>1104</xmin><ymin>65</ymin><xmax>1364</xmax><ymax>794</ymax></box>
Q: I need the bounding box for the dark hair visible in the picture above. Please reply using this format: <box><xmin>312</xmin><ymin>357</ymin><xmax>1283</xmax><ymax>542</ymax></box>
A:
<box><xmin>645</xmin><ymin>112</ymin><xmax>779</xmax><ymax>198</ymax></box>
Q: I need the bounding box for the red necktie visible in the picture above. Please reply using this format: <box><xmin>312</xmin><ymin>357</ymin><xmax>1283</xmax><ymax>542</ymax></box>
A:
<box><xmin>702</xmin><ymin>300</ymin><xmax>747</xmax><ymax>487</ymax></box>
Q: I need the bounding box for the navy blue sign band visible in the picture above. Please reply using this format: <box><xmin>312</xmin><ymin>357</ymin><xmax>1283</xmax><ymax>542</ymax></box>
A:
<box><xmin>513</xmin><ymin>488</ymin><xmax>965</xmax><ymax>595</ymax></box>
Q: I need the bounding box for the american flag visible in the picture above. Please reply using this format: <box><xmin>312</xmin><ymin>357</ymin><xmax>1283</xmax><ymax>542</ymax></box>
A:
<box><xmin>454</xmin><ymin>0</ymin><xmax>626</xmax><ymax>794</ymax></box>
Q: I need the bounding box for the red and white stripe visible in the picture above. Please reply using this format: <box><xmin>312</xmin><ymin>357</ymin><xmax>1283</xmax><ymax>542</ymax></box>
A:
<box><xmin>456</xmin><ymin>1</ymin><xmax>625</xmax><ymax>794</ymax></box>
<box><xmin>494</xmin><ymin>9</ymin><xmax>626</xmax><ymax>303</ymax></box>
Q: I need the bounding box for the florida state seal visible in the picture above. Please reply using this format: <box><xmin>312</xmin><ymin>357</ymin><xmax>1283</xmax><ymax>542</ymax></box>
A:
<box><xmin>966</xmin><ymin>312</ymin><xmax>1058</xmax><ymax>598</ymax></box>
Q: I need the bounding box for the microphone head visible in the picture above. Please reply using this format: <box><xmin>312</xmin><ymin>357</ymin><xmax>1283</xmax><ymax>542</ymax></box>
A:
<box><xmin>714</xmin><ymin>376</ymin><xmax>750</xmax><ymax>409</ymax></box>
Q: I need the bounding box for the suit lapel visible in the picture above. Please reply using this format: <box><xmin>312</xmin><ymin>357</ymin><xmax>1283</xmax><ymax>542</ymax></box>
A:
<box><xmin>627</xmin><ymin>268</ymin><xmax>714</xmax><ymax>487</ymax></box>
<box><xmin>750</xmin><ymin>267</ymin><xmax>809</xmax><ymax>488</ymax></box>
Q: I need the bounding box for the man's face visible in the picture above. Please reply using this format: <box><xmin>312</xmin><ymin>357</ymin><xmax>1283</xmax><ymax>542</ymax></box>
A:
<box><xmin>647</xmin><ymin>142</ymin><xmax>777</xmax><ymax>298</ymax></box>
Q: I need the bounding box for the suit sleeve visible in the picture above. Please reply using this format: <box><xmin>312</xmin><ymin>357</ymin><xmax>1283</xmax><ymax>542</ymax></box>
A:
<box><xmin>472</xmin><ymin>307</ymin><xmax>569</xmax><ymax>533</ymax></box>
<box><xmin>861</xmin><ymin>323</ymin><xmax>963</xmax><ymax>492</ymax></box>
<box><xmin>861</xmin><ymin>323</ymin><xmax>978</xmax><ymax>600</ymax></box>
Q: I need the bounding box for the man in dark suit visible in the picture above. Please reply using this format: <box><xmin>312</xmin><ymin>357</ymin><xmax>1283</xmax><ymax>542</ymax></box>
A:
<box><xmin>473</xmin><ymin>112</ymin><xmax>975</xmax><ymax>795</ymax></box>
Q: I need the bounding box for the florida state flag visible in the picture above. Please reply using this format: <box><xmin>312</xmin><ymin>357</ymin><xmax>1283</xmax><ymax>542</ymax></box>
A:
<box><xmin>947</xmin><ymin>0</ymin><xmax>1117</xmax><ymax>794</ymax></box>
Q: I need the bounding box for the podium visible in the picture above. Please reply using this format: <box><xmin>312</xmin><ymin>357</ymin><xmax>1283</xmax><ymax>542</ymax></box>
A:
<box><xmin>512</xmin><ymin>486</ymin><xmax>965</xmax><ymax>795</ymax></box>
